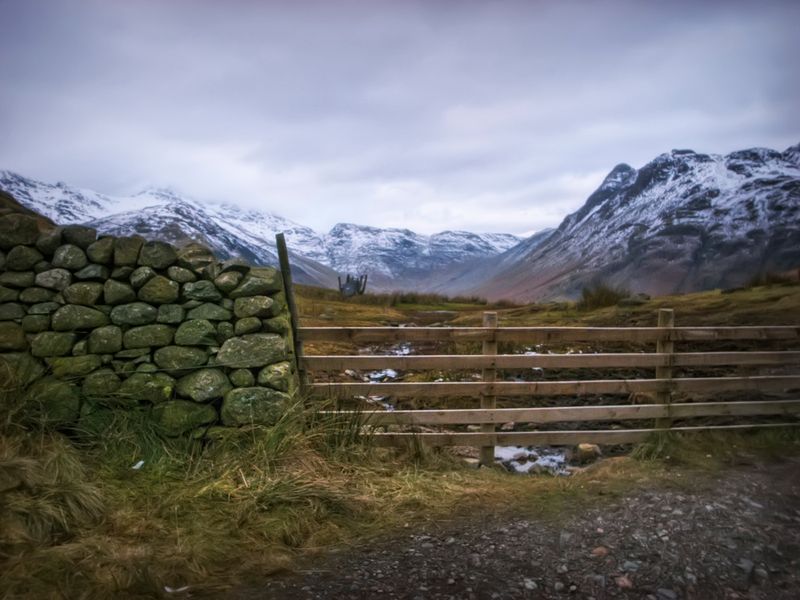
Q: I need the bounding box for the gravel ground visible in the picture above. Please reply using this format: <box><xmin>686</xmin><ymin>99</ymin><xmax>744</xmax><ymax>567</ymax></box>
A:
<box><xmin>233</xmin><ymin>458</ymin><xmax>800</xmax><ymax>600</ymax></box>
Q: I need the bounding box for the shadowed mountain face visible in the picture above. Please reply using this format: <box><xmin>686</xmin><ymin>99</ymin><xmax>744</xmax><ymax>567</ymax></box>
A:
<box><xmin>437</xmin><ymin>142</ymin><xmax>800</xmax><ymax>301</ymax></box>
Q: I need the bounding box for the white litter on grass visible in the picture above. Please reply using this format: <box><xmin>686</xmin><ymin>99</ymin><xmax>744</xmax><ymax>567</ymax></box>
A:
<box><xmin>164</xmin><ymin>585</ymin><xmax>190</xmax><ymax>594</ymax></box>
<box><xmin>369</xmin><ymin>368</ymin><xmax>398</xmax><ymax>381</ymax></box>
<box><xmin>494</xmin><ymin>446</ymin><xmax>569</xmax><ymax>476</ymax></box>
<box><xmin>391</xmin><ymin>343</ymin><xmax>413</xmax><ymax>356</ymax></box>
<box><xmin>131</xmin><ymin>460</ymin><xmax>145</xmax><ymax>470</ymax></box>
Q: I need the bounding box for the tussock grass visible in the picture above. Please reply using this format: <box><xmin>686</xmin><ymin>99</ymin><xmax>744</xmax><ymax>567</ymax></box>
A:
<box><xmin>577</xmin><ymin>282</ymin><xmax>630</xmax><ymax>311</ymax></box>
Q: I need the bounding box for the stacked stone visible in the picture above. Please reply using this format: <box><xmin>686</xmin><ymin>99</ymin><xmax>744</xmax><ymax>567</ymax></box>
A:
<box><xmin>0</xmin><ymin>213</ymin><xmax>298</xmax><ymax>438</ymax></box>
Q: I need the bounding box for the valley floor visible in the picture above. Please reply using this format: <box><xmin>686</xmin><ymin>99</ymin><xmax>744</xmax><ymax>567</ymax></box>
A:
<box><xmin>228</xmin><ymin>458</ymin><xmax>800</xmax><ymax>600</ymax></box>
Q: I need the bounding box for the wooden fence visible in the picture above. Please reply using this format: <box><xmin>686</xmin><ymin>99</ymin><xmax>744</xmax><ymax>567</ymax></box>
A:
<box><xmin>296</xmin><ymin>310</ymin><xmax>800</xmax><ymax>464</ymax></box>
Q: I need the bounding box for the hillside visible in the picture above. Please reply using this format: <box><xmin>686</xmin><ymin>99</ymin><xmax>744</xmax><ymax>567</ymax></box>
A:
<box><xmin>440</xmin><ymin>143</ymin><xmax>800</xmax><ymax>301</ymax></box>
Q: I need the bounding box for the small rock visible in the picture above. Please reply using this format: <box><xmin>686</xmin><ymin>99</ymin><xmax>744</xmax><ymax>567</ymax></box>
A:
<box><xmin>590</xmin><ymin>546</ymin><xmax>609</xmax><ymax>558</ymax></box>
<box><xmin>615</xmin><ymin>575</ymin><xmax>634</xmax><ymax>589</ymax></box>
<box><xmin>554</xmin><ymin>581</ymin><xmax>565</xmax><ymax>592</ymax></box>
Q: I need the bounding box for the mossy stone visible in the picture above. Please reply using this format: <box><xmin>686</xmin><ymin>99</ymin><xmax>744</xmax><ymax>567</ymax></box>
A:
<box><xmin>216</xmin><ymin>333</ymin><xmax>287</xmax><ymax>368</ymax></box>
<box><xmin>229</xmin><ymin>271</ymin><xmax>282</xmax><ymax>298</ymax></box>
<box><xmin>5</xmin><ymin>245</ymin><xmax>43</xmax><ymax>270</ymax></box>
<box><xmin>167</xmin><ymin>265</ymin><xmax>196</xmax><ymax>283</ymax></box>
<box><xmin>182</xmin><ymin>280</ymin><xmax>222</xmax><ymax>302</ymax></box>
<box><xmin>175</xmin><ymin>243</ymin><xmax>215</xmax><ymax>273</ymax></box>
<box><xmin>28</xmin><ymin>302</ymin><xmax>60</xmax><ymax>315</ymax></box>
<box><xmin>63</xmin><ymin>282</ymin><xmax>104</xmax><ymax>306</ymax></box>
<box><xmin>213</xmin><ymin>271</ymin><xmax>242</xmax><ymax>293</ymax></box>
<box><xmin>0</xmin><ymin>321</ymin><xmax>28</xmax><ymax>351</ymax></box>
<box><xmin>114</xmin><ymin>236</ymin><xmax>144</xmax><ymax>266</ymax></box>
<box><xmin>104</xmin><ymin>279</ymin><xmax>137</xmax><ymax>305</ymax></box>
<box><xmin>216</xmin><ymin>321</ymin><xmax>234</xmax><ymax>343</ymax></box>
<box><xmin>174</xmin><ymin>319</ymin><xmax>217</xmax><ymax>346</ymax></box>
<box><xmin>31</xmin><ymin>331</ymin><xmax>76</xmax><ymax>357</ymax></box>
<box><xmin>138</xmin><ymin>240</ymin><xmax>177</xmax><ymax>269</ymax></box>
<box><xmin>123</xmin><ymin>324</ymin><xmax>175</xmax><ymax>348</ymax></box>
<box><xmin>61</xmin><ymin>225</ymin><xmax>97</xmax><ymax>249</ymax></box>
<box><xmin>229</xmin><ymin>368</ymin><xmax>255</xmax><ymax>387</ymax></box>
<box><xmin>74</xmin><ymin>264</ymin><xmax>109</xmax><ymax>281</ymax></box>
<box><xmin>157</xmin><ymin>304</ymin><xmax>185</xmax><ymax>324</ymax></box>
<box><xmin>34</xmin><ymin>268</ymin><xmax>71</xmax><ymax>290</ymax></box>
<box><xmin>153</xmin><ymin>345</ymin><xmax>208</xmax><ymax>373</ymax></box>
<box><xmin>262</xmin><ymin>315</ymin><xmax>291</xmax><ymax>335</ymax></box>
<box><xmin>52</xmin><ymin>244</ymin><xmax>88</xmax><ymax>271</ymax></box>
<box><xmin>154</xmin><ymin>400</ymin><xmax>217</xmax><ymax>436</ymax></box>
<box><xmin>110</xmin><ymin>302</ymin><xmax>158</xmax><ymax>325</ymax></box>
<box><xmin>233</xmin><ymin>296</ymin><xmax>274</xmax><ymax>318</ymax></box>
<box><xmin>86</xmin><ymin>237</ymin><xmax>115</xmax><ymax>264</ymax></box>
<box><xmin>0</xmin><ymin>302</ymin><xmax>25</xmax><ymax>320</ymax></box>
<box><xmin>234</xmin><ymin>316</ymin><xmax>261</xmax><ymax>335</ymax></box>
<box><xmin>186</xmin><ymin>302</ymin><xmax>231</xmax><ymax>321</ymax></box>
<box><xmin>19</xmin><ymin>287</ymin><xmax>56</xmax><ymax>303</ymax></box>
<box><xmin>138</xmin><ymin>275</ymin><xmax>180</xmax><ymax>304</ymax></box>
<box><xmin>35</xmin><ymin>228</ymin><xmax>62</xmax><ymax>256</ymax></box>
<box><xmin>51</xmin><ymin>305</ymin><xmax>109</xmax><ymax>331</ymax></box>
<box><xmin>257</xmin><ymin>361</ymin><xmax>294</xmax><ymax>393</ymax></box>
<box><xmin>88</xmin><ymin>325</ymin><xmax>123</xmax><ymax>354</ymax></box>
<box><xmin>0</xmin><ymin>286</ymin><xmax>18</xmax><ymax>302</ymax></box>
<box><xmin>82</xmin><ymin>368</ymin><xmax>121</xmax><ymax>396</ymax></box>
<box><xmin>176</xmin><ymin>368</ymin><xmax>231</xmax><ymax>402</ymax></box>
<box><xmin>47</xmin><ymin>354</ymin><xmax>102</xmax><ymax>378</ymax></box>
<box><xmin>0</xmin><ymin>213</ymin><xmax>39</xmax><ymax>250</ymax></box>
<box><xmin>1</xmin><ymin>270</ymin><xmax>36</xmax><ymax>289</ymax></box>
<box><xmin>221</xmin><ymin>387</ymin><xmax>289</xmax><ymax>426</ymax></box>
<box><xmin>21</xmin><ymin>314</ymin><xmax>50</xmax><ymax>332</ymax></box>
<box><xmin>72</xmin><ymin>340</ymin><xmax>88</xmax><ymax>356</ymax></box>
<box><xmin>130</xmin><ymin>266</ymin><xmax>157</xmax><ymax>289</ymax></box>
<box><xmin>111</xmin><ymin>266</ymin><xmax>134</xmax><ymax>280</ymax></box>
<box><xmin>118</xmin><ymin>372</ymin><xmax>175</xmax><ymax>404</ymax></box>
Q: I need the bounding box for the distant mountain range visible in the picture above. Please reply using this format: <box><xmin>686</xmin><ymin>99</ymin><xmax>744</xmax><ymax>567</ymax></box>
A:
<box><xmin>2</xmin><ymin>140</ymin><xmax>798</xmax><ymax>300</ymax></box>
<box><xmin>0</xmin><ymin>171</ymin><xmax>520</xmax><ymax>290</ymax></box>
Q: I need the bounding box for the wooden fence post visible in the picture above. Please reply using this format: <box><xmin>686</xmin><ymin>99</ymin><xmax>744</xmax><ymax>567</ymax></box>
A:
<box><xmin>275</xmin><ymin>233</ymin><xmax>305</xmax><ymax>389</ymax></box>
<box><xmin>655</xmin><ymin>308</ymin><xmax>675</xmax><ymax>428</ymax></box>
<box><xmin>480</xmin><ymin>311</ymin><xmax>498</xmax><ymax>466</ymax></box>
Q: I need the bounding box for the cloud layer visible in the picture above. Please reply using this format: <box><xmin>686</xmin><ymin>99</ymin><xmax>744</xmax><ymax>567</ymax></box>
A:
<box><xmin>1</xmin><ymin>0</ymin><xmax>798</xmax><ymax>235</ymax></box>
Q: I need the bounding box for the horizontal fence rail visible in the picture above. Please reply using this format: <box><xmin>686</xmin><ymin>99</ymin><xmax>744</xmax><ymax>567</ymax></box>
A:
<box><xmin>324</xmin><ymin>399</ymin><xmax>800</xmax><ymax>426</ymax></box>
<box><xmin>309</xmin><ymin>375</ymin><xmax>800</xmax><ymax>399</ymax></box>
<box><xmin>297</xmin><ymin>312</ymin><xmax>800</xmax><ymax>463</ymax></box>
<box><xmin>302</xmin><ymin>351</ymin><xmax>800</xmax><ymax>371</ymax></box>
<box><xmin>299</xmin><ymin>326</ymin><xmax>800</xmax><ymax>344</ymax></box>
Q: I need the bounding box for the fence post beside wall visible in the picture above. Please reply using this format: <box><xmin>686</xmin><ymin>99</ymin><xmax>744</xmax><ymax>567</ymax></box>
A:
<box><xmin>480</xmin><ymin>311</ymin><xmax>498</xmax><ymax>466</ymax></box>
<box><xmin>276</xmin><ymin>233</ymin><xmax>305</xmax><ymax>390</ymax></box>
<box><xmin>655</xmin><ymin>308</ymin><xmax>675</xmax><ymax>428</ymax></box>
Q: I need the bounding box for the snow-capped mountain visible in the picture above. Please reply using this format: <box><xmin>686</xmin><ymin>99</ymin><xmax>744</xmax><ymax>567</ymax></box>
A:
<box><xmin>442</xmin><ymin>142</ymin><xmax>800</xmax><ymax>301</ymax></box>
<box><xmin>0</xmin><ymin>171</ymin><xmax>520</xmax><ymax>290</ymax></box>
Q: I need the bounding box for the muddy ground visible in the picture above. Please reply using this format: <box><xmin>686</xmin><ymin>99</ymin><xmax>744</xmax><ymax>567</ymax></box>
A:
<box><xmin>229</xmin><ymin>458</ymin><xmax>800</xmax><ymax>600</ymax></box>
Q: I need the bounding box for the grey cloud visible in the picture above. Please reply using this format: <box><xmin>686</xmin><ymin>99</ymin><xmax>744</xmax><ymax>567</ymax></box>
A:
<box><xmin>0</xmin><ymin>0</ymin><xmax>798</xmax><ymax>235</ymax></box>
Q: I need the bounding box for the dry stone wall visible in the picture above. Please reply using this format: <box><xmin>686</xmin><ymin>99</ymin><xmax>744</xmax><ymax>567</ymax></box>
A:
<box><xmin>0</xmin><ymin>212</ymin><xmax>299</xmax><ymax>438</ymax></box>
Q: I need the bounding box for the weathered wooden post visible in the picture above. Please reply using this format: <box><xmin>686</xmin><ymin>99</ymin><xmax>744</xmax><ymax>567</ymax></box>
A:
<box><xmin>655</xmin><ymin>308</ymin><xmax>675</xmax><ymax>428</ymax></box>
<box><xmin>275</xmin><ymin>233</ymin><xmax>305</xmax><ymax>388</ymax></box>
<box><xmin>480</xmin><ymin>311</ymin><xmax>498</xmax><ymax>466</ymax></box>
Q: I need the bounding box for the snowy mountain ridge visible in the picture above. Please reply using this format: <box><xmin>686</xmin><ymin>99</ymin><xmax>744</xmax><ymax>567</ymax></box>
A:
<box><xmin>0</xmin><ymin>170</ymin><xmax>521</xmax><ymax>289</ymax></box>
<box><xmin>440</xmin><ymin>142</ymin><xmax>800</xmax><ymax>300</ymax></box>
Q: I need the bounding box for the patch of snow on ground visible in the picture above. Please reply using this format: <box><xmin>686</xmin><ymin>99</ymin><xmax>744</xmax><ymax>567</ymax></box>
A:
<box><xmin>494</xmin><ymin>446</ymin><xmax>570</xmax><ymax>476</ymax></box>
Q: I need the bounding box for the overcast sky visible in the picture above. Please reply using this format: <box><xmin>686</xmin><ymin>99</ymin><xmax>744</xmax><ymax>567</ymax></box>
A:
<box><xmin>1</xmin><ymin>0</ymin><xmax>798</xmax><ymax>236</ymax></box>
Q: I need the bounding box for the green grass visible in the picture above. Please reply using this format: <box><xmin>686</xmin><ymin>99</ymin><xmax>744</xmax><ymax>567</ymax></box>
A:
<box><xmin>3</xmin><ymin>283</ymin><xmax>800</xmax><ymax>596</ymax></box>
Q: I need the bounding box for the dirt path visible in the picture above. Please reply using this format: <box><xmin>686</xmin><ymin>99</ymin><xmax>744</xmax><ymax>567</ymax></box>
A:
<box><xmin>232</xmin><ymin>459</ymin><xmax>800</xmax><ymax>600</ymax></box>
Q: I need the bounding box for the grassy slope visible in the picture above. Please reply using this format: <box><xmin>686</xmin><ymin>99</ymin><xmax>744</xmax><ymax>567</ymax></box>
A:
<box><xmin>2</xmin><ymin>282</ymin><xmax>799</xmax><ymax>597</ymax></box>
